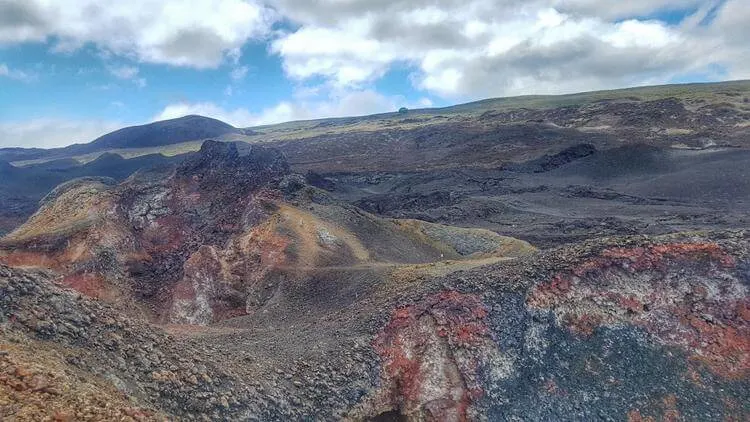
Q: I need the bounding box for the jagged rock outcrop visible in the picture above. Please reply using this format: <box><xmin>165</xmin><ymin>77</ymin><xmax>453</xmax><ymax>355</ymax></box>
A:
<box><xmin>346</xmin><ymin>232</ymin><xmax>750</xmax><ymax>421</ymax></box>
<box><xmin>527</xmin><ymin>242</ymin><xmax>748</xmax><ymax>379</ymax></box>
<box><xmin>0</xmin><ymin>140</ymin><xmax>294</xmax><ymax>322</ymax></box>
<box><xmin>0</xmin><ymin>140</ymin><xmax>534</xmax><ymax>326</ymax></box>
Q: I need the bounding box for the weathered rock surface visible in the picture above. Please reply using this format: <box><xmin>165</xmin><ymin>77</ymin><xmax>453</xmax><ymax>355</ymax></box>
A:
<box><xmin>0</xmin><ymin>140</ymin><xmax>534</xmax><ymax>327</ymax></box>
<box><xmin>1</xmin><ymin>230</ymin><xmax>748</xmax><ymax>421</ymax></box>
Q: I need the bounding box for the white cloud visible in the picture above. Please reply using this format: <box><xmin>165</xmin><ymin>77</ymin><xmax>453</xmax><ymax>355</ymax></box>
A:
<box><xmin>709</xmin><ymin>0</ymin><xmax>750</xmax><ymax>80</ymax></box>
<box><xmin>154</xmin><ymin>102</ymin><xmax>255</xmax><ymax>127</ymax></box>
<box><xmin>106</xmin><ymin>65</ymin><xmax>147</xmax><ymax>88</ymax></box>
<box><xmin>230</xmin><ymin>65</ymin><xmax>249</xmax><ymax>81</ymax></box>
<box><xmin>271</xmin><ymin>24</ymin><xmax>396</xmax><ymax>87</ymax></box>
<box><xmin>1</xmin><ymin>0</ymin><xmax>746</xmax><ymax>153</ymax></box>
<box><xmin>108</xmin><ymin>65</ymin><xmax>139</xmax><ymax>80</ymax></box>
<box><xmin>0</xmin><ymin>0</ymin><xmax>275</xmax><ymax>68</ymax></box>
<box><xmin>551</xmin><ymin>0</ymin><xmax>707</xmax><ymax>20</ymax></box>
<box><xmin>0</xmin><ymin>118</ymin><xmax>122</xmax><ymax>148</ymax></box>
<box><xmin>153</xmin><ymin>89</ymin><xmax>431</xmax><ymax>127</ymax></box>
<box><xmin>0</xmin><ymin>63</ymin><xmax>35</xmax><ymax>82</ymax></box>
<box><xmin>270</xmin><ymin>0</ymin><xmax>734</xmax><ymax>99</ymax></box>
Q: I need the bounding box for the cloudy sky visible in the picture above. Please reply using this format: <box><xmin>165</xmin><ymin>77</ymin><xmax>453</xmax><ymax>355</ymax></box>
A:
<box><xmin>0</xmin><ymin>0</ymin><xmax>747</xmax><ymax>148</ymax></box>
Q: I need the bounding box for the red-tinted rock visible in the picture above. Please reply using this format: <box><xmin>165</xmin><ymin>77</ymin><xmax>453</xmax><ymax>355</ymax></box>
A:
<box><xmin>352</xmin><ymin>291</ymin><xmax>509</xmax><ymax>421</ymax></box>
<box><xmin>528</xmin><ymin>242</ymin><xmax>749</xmax><ymax>379</ymax></box>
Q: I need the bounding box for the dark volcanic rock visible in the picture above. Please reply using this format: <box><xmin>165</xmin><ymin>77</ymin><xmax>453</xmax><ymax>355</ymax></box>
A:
<box><xmin>348</xmin><ymin>232</ymin><xmax>750</xmax><ymax>421</ymax></box>
<box><xmin>177</xmin><ymin>140</ymin><xmax>289</xmax><ymax>191</ymax></box>
<box><xmin>506</xmin><ymin>143</ymin><xmax>597</xmax><ymax>173</ymax></box>
<box><xmin>1</xmin><ymin>141</ymin><xmax>293</xmax><ymax>324</ymax></box>
<box><xmin>87</xmin><ymin>115</ymin><xmax>238</xmax><ymax>151</ymax></box>
<box><xmin>356</xmin><ymin>191</ymin><xmax>464</xmax><ymax>216</ymax></box>
<box><xmin>0</xmin><ymin>264</ymin><xmax>282</xmax><ymax>421</ymax></box>
<box><xmin>1</xmin><ymin>221</ymin><xmax>749</xmax><ymax>420</ymax></box>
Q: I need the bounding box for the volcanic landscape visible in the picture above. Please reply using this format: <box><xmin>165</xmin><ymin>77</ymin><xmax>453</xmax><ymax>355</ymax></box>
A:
<box><xmin>1</xmin><ymin>81</ymin><xmax>749</xmax><ymax>421</ymax></box>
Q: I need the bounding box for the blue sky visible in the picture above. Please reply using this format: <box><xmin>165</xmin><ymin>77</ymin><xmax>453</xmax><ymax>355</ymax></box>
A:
<box><xmin>0</xmin><ymin>40</ymin><xmax>298</xmax><ymax>123</ymax></box>
<box><xmin>0</xmin><ymin>0</ymin><xmax>747</xmax><ymax>148</ymax></box>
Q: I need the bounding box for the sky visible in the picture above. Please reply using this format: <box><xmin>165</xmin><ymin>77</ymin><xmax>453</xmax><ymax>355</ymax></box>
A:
<box><xmin>0</xmin><ymin>0</ymin><xmax>748</xmax><ymax>148</ymax></box>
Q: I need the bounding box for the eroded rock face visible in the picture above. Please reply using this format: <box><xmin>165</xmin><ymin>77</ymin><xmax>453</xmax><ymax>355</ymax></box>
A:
<box><xmin>166</xmin><ymin>211</ymin><xmax>292</xmax><ymax>325</ymax></box>
<box><xmin>1</xmin><ymin>232</ymin><xmax>749</xmax><ymax>421</ymax></box>
<box><xmin>352</xmin><ymin>291</ymin><xmax>512</xmax><ymax>422</ymax></box>
<box><xmin>527</xmin><ymin>242</ymin><xmax>749</xmax><ymax>379</ymax></box>
<box><xmin>121</xmin><ymin>144</ymin><xmax>294</xmax><ymax>322</ymax></box>
<box><xmin>345</xmin><ymin>234</ymin><xmax>749</xmax><ymax>421</ymax></box>
<box><xmin>0</xmin><ymin>141</ymin><xmax>293</xmax><ymax>323</ymax></box>
<box><xmin>170</xmin><ymin>245</ymin><xmax>225</xmax><ymax>325</ymax></box>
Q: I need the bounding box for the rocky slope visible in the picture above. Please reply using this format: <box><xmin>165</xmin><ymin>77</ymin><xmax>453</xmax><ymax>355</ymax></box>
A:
<box><xmin>0</xmin><ymin>152</ymin><xmax>181</xmax><ymax>236</ymax></box>
<box><xmin>273</xmin><ymin>86</ymin><xmax>750</xmax><ymax>174</ymax></box>
<box><xmin>1</xmin><ymin>229</ymin><xmax>747</xmax><ymax>420</ymax></box>
<box><xmin>0</xmin><ymin>140</ymin><xmax>534</xmax><ymax>326</ymax></box>
<box><xmin>1</xmin><ymin>143</ymin><xmax>748</xmax><ymax>421</ymax></box>
<box><xmin>322</xmin><ymin>144</ymin><xmax>750</xmax><ymax>248</ymax></box>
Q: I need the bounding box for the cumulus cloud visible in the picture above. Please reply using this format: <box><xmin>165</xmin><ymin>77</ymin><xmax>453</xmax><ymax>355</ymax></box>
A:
<box><xmin>0</xmin><ymin>0</ymin><xmax>275</xmax><ymax>68</ymax></box>
<box><xmin>2</xmin><ymin>0</ymin><xmax>742</xmax><ymax>101</ymax></box>
<box><xmin>153</xmin><ymin>90</ymin><xmax>432</xmax><ymax>127</ymax></box>
<box><xmin>709</xmin><ymin>0</ymin><xmax>750</xmax><ymax>80</ymax></box>
<box><xmin>551</xmin><ymin>0</ymin><xmax>706</xmax><ymax>20</ymax></box>
<box><xmin>270</xmin><ymin>0</ymin><xmax>738</xmax><ymax>98</ymax></box>
<box><xmin>0</xmin><ymin>118</ymin><xmax>122</xmax><ymax>148</ymax></box>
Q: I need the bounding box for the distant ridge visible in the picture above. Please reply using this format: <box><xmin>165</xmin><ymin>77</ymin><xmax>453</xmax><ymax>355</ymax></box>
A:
<box><xmin>87</xmin><ymin>115</ymin><xmax>237</xmax><ymax>150</ymax></box>
<box><xmin>1</xmin><ymin>79</ymin><xmax>749</xmax><ymax>164</ymax></box>
<box><xmin>0</xmin><ymin>115</ymin><xmax>239</xmax><ymax>163</ymax></box>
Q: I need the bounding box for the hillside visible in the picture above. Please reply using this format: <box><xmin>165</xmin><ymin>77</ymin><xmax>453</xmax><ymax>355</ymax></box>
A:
<box><xmin>0</xmin><ymin>153</ymin><xmax>181</xmax><ymax>236</ymax></box>
<box><xmin>4</xmin><ymin>80</ymin><xmax>750</xmax><ymax>167</ymax></box>
<box><xmin>0</xmin><ymin>115</ymin><xmax>239</xmax><ymax>163</ymax></box>
<box><xmin>0</xmin><ymin>141</ymin><xmax>535</xmax><ymax>322</ymax></box>
<box><xmin>0</xmin><ymin>80</ymin><xmax>748</xmax><ymax>240</ymax></box>
<box><xmin>0</xmin><ymin>82</ymin><xmax>749</xmax><ymax>420</ymax></box>
<box><xmin>2</xmin><ymin>226</ymin><xmax>748</xmax><ymax>420</ymax></box>
<box><xmin>86</xmin><ymin>115</ymin><xmax>238</xmax><ymax>150</ymax></box>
